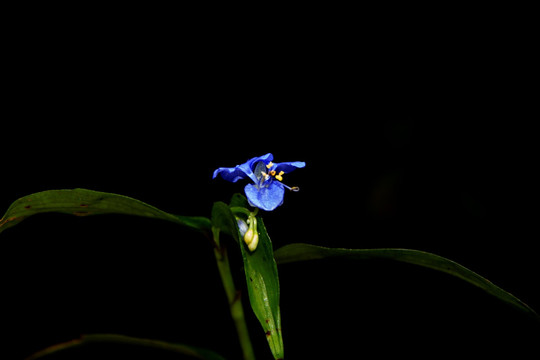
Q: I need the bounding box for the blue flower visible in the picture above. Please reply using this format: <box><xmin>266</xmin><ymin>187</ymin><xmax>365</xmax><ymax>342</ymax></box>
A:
<box><xmin>213</xmin><ymin>153</ymin><xmax>306</xmax><ymax>211</ymax></box>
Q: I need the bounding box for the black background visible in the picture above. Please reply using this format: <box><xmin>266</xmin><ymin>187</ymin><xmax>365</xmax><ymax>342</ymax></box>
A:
<box><xmin>2</xmin><ymin>5</ymin><xmax>539</xmax><ymax>359</ymax></box>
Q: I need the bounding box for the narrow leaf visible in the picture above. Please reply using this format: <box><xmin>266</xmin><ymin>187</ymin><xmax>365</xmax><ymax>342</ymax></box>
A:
<box><xmin>239</xmin><ymin>217</ymin><xmax>284</xmax><ymax>360</ymax></box>
<box><xmin>274</xmin><ymin>243</ymin><xmax>538</xmax><ymax>318</ymax></box>
<box><xmin>0</xmin><ymin>188</ymin><xmax>211</xmax><ymax>234</ymax></box>
<box><xmin>25</xmin><ymin>333</ymin><xmax>227</xmax><ymax>360</ymax></box>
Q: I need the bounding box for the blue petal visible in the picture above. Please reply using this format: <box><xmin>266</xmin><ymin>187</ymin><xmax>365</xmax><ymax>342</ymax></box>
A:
<box><xmin>212</xmin><ymin>165</ymin><xmax>250</xmax><ymax>183</ymax></box>
<box><xmin>246</xmin><ymin>153</ymin><xmax>274</xmax><ymax>166</ymax></box>
<box><xmin>274</xmin><ymin>161</ymin><xmax>306</xmax><ymax>174</ymax></box>
<box><xmin>244</xmin><ymin>182</ymin><xmax>285</xmax><ymax>211</ymax></box>
<box><xmin>213</xmin><ymin>153</ymin><xmax>274</xmax><ymax>183</ymax></box>
<box><xmin>212</xmin><ymin>164</ymin><xmax>252</xmax><ymax>182</ymax></box>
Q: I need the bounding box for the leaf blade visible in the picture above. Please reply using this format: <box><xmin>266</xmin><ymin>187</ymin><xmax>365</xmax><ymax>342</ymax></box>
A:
<box><xmin>0</xmin><ymin>188</ymin><xmax>211</xmax><ymax>234</ymax></box>
<box><xmin>211</xmin><ymin>201</ymin><xmax>239</xmax><ymax>243</ymax></box>
<box><xmin>239</xmin><ymin>217</ymin><xmax>283</xmax><ymax>359</ymax></box>
<box><xmin>211</xmin><ymin>200</ymin><xmax>284</xmax><ymax>359</ymax></box>
<box><xmin>274</xmin><ymin>243</ymin><xmax>538</xmax><ymax>318</ymax></box>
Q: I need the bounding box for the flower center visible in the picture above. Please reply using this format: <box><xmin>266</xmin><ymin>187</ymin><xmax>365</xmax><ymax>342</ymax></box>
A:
<box><xmin>266</xmin><ymin>162</ymin><xmax>285</xmax><ymax>181</ymax></box>
<box><xmin>256</xmin><ymin>161</ymin><xmax>299</xmax><ymax>192</ymax></box>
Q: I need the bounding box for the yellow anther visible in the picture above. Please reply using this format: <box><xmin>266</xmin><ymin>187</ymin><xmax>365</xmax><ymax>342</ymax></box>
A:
<box><xmin>269</xmin><ymin>170</ymin><xmax>276</xmax><ymax>176</ymax></box>
<box><xmin>266</xmin><ymin>162</ymin><xmax>274</xmax><ymax>169</ymax></box>
<box><xmin>275</xmin><ymin>171</ymin><xmax>284</xmax><ymax>181</ymax></box>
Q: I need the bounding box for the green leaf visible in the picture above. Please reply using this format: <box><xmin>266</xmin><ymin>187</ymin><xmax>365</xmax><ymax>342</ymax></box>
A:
<box><xmin>239</xmin><ymin>216</ymin><xmax>283</xmax><ymax>360</ymax></box>
<box><xmin>0</xmin><ymin>188</ymin><xmax>211</xmax><ymax>234</ymax></box>
<box><xmin>211</xmin><ymin>200</ymin><xmax>283</xmax><ymax>359</ymax></box>
<box><xmin>274</xmin><ymin>243</ymin><xmax>538</xmax><ymax>318</ymax></box>
<box><xmin>229</xmin><ymin>193</ymin><xmax>250</xmax><ymax>209</ymax></box>
<box><xmin>25</xmin><ymin>333</ymin><xmax>227</xmax><ymax>360</ymax></box>
<box><xmin>211</xmin><ymin>201</ymin><xmax>239</xmax><ymax>243</ymax></box>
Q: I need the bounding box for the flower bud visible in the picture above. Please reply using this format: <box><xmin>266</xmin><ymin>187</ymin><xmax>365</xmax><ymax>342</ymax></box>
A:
<box><xmin>237</xmin><ymin>218</ymin><xmax>248</xmax><ymax>237</ymax></box>
<box><xmin>245</xmin><ymin>229</ymin><xmax>259</xmax><ymax>252</ymax></box>
<box><xmin>244</xmin><ymin>228</ymin><xmax>254</xmax><ymax>244</ymax></box>
<box><xmin>243</xmin><ymin>214</ymin><xmax>259</xmax><ymax>252</ymax></box>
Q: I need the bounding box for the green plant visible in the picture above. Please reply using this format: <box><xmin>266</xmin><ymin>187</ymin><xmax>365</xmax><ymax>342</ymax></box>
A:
<box><xmin>1</xmin><ymin>155</ymin><xmax>538</xmax><ymax>359</ymax></box>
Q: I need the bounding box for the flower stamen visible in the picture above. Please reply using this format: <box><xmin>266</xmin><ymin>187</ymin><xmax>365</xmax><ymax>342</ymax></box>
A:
<box><xmin>280</xmin><ymin>182</ymin><xmax>300</xmax><ymax>192</ymax></box>
<box><xmin>264</xmin><ymin>166</ymin><xmax>298</xmax><ymax>190</ymax></box>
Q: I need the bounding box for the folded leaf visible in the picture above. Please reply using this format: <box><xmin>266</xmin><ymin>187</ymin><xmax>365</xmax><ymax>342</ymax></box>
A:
<box><xmin>274</xmin><ymin>243</ymin><xmax>538</xmax><ymax>318</ymax></box>
<box><xmin>211</xmin><ymin>199</ymin><xmax>284</xmax><ymax>359</ymax></box>
<box><xmin>0</xmin><ymin>188</ymin><xmax>211</xmax><ymax>234</ymax></box>
<box><xmin>239</xmin><ymin>217</ymin><xmax>284</xmax><ymax>360</ymax></box>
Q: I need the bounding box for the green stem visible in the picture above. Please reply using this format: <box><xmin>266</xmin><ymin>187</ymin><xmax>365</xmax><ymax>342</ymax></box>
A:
<box><xmin>212</xmin><ymin>227</ymin><xmax>256</xmax><ymax>360</ymax></box>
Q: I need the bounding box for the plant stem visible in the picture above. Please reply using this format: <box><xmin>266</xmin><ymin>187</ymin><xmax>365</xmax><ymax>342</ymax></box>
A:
<box><xmin>212</xmin><ymin>227</ymin><xmax>256</xmax><ymax>360</ymax></box>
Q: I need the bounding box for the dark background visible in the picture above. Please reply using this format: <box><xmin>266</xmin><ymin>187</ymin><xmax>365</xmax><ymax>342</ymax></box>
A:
<box><xmin>2</xmin><ymin>5</ymin><xmax>538</xmax><ymax>359</ymax></box>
